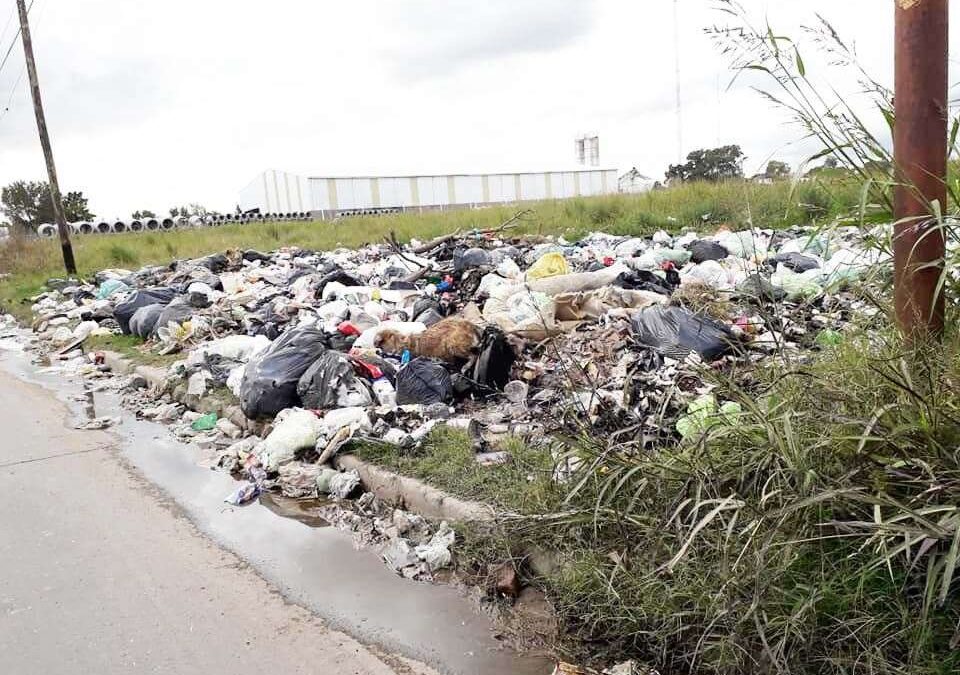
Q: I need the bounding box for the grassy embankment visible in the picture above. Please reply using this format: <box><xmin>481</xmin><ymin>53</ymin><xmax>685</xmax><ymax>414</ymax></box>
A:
<box><xmin>357</xmin><ymin>320</ymin><xmax>960</xmax><ymax>674</ymax></box>
<box><xmin>1</xmin><ymin>177</ymin><xmax>862</xmax><ymax>319</ymax></box>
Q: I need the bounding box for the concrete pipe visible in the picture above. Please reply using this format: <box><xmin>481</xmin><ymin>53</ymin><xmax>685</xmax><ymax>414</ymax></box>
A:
<box><xmin>95</xmin><ymin>221</ymin><xmax>111</xmax><ymax>234</ymax></box>
<box><xmin>73</xmin><ymin>221</ymin><xmax>94</xmax><ymax>235</ymax></box>
<box><xmin>160</xmin><ymin>217</ymin><xmax>175</xmax><ymax>230</ymax></box>
<box><xmin>112</xmin><ymin>220</ymin><xmax>128</xmax><ymax>233</ymax></box>
<box><xmin>129</xmin><ymin>219</ymin><xmax>144</xmax><ymax>232</ymax></box>
<box><xmin>188</xmin><ymin>215</ymin><xmax>204</xmax><ymax>228</ymax></box>
<box><xmin>145</xmin><ymin>218</ymin><xmax>160</xmax><ymax>231</ymax></box>
<box><xmin>175</xmin><ymin>217</ymin><xmax>189</xmax><ymax>229</ymax></box>
<box><xmin>37</xmin><ymin>224</ymin><xmax>57</xmax><ymax>238</ymax></box>
<box><xmin>202</xmin><ymin>215</ymin><xmax>216</xmax><ymax>226</ymax></box>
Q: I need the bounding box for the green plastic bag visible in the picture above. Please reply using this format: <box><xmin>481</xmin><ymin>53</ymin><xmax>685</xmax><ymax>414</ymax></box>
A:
<box><xmin>676</xmin><ymin>394</ymin><xmax>742</xmax><ymax>440</ymax></box>
<box><xmin>815</xmin><ymin>329</ymin><xmax>843</xmax><ymax>347</ymax></box>
<box><xmin>191</xmin><ymin>412</ymin><xmax>218</xmax><ymax>431</ymax></box>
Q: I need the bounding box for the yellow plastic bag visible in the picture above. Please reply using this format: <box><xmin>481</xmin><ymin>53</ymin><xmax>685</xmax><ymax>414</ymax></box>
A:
<box><xmin>526</xmin><ymin>252</ymin><xmax>569</xmax><ymax>281</ymax></box>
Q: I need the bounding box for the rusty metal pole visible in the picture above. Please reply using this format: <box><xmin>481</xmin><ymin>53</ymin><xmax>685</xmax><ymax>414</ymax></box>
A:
<box><xmin>893</xmin><ymin>0</ymin><xmax>948</xmax><ymax>340</ymax></box>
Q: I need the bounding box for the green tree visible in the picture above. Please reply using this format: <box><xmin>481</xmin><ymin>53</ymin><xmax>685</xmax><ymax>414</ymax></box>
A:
<box><xmin>666</xmin><ymin>145</ymin><xmax>745</xmax><ymax>182</ymax></box>
<box><xmin>131</xmin><ymin>209</ymin><xmax>156</xmax><ymax>219</ymax></box>
<box><xmin>764</xmin><ymin>160</ymin><xmax>792</xmax><ymax>180</ymax></box>
<box><xmin>0</xmin><ymin>180</ymin><xmax>94</xmax><ymax>234</ymax></box>
<box><xmin>168</xmin><ymin>204</ymin><xmax>213</xmax><ymax>218</ymax></box>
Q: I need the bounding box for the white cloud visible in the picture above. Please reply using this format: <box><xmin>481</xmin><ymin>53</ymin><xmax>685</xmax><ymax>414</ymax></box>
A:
<box><xmin>0</xmin><ymin>0</ymin><xmax>955</xmax><ymax>219</ymax></box>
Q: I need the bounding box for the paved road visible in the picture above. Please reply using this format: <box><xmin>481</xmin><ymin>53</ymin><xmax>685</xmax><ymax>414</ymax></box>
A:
<box><xmin>0</xmin><ymin>367</ymin><xmax>438</xmax><ymax>675</ymax></box>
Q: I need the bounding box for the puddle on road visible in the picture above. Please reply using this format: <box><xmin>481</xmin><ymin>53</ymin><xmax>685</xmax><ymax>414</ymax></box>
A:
<box><xmin>0</xmin><ymin>344</ymin><xmax>554</xmax><ymax>675</ymax></box>
<box><xmin>258</xmin><ymin>493</ymin><xmax>332</xmax><ymax>528</ymax></box>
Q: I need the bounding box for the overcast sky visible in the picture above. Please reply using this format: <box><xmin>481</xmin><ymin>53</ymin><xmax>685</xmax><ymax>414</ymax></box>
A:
<box><xmin>0</xmin><ymin>1</ymin><xmax>956</xmax><ymax>219</ymax></box>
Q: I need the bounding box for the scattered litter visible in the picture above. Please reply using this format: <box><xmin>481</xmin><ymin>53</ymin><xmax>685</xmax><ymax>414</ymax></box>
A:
<box><xmin>75</xmin><ymin>417</ymin><xmax>114</xmax><ymax>430</ymax></box>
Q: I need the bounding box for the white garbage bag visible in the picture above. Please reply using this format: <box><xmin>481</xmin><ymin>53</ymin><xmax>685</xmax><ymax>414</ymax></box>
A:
<box><xmin>256</xmin><ymin>408</ymin><xmax>325</xmax><ymax>471</ymax></box>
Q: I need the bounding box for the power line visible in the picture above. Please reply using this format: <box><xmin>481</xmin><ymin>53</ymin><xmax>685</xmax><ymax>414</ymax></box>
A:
<box><xmin>0</xmin><ymin>6</ymin><xmax>15</xmax><ymax>47</ymax></box>
<box><xmin>1</xmin><ymin>0</ymin><xmax>43</xmax><ymax>120</ymax></box>
<box><xmin>0</xmin><ymin>0</ymin><xmax>34</xmax><ymax>79</ymax></box>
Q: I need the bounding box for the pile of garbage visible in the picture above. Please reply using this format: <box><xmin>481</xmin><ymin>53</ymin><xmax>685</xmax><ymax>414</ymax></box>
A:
<box><xmin>26</xmin><ymin>222</ymin><xmax>887</xmax><ymax>514</ymax></box>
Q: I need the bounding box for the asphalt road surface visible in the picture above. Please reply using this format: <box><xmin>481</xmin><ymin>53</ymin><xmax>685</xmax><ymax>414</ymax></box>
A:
<box><xmin>0</xmin><ymin>366</ymin><xmax>440</xmax><ymax>675</ymax></box>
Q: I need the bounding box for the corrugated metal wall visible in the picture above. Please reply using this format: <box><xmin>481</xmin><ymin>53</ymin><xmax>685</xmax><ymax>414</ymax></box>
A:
<box><xmin>238</xmin><ymin>170</ymin><xmax>311</xmax><ymax>213</ymax></box>
<box><xmin>243</xmin><ymin>168</ymin><xmax>618</xmax><ymax>216</ymax></box>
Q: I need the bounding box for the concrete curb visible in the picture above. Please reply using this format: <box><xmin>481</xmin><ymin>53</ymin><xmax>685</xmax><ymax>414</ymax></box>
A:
<box><xmin>100</xmin><ymin>351</ymin><xmax>260</xmax><ymax>434</ymax></box>
<box><xmin>98</xmin><ymin>350</ymin><xmax>499</xmax><ymax>525</ymax></box>
<box><xmin>334</xmin><ymin>454</ymin><xmax>497</xmax><ymax>523</ymax></box>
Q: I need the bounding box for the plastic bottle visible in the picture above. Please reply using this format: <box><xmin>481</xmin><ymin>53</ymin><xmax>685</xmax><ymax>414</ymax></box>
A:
<box><xmin>372</xmin><ymin>378</ymin><xmax>397</xmax><ymax>408</ymax></box>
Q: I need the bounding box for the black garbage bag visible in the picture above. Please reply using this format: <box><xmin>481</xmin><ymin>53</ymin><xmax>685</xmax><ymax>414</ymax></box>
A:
<box><xmin>396</xmin><ymin>358</ymin><xmax>453</xmax><ymax>405</ymax></box>
<box><xmin>415</xmin><ymin>308</ymin><xmax>445</xmax><ymax>327</ymax></box>
<box><xmin>242</xmin><ymin>250</ymin><xmax>272</xmax><ymax>263</ymax></box>
<box><xmin>735</xmin><ymin>274</ymin><xmax>786</xmax><ymax>303</ymax></box>
<box><xmin>630</xmin><ymin>305</ymin><xmax>740</xmax><ymax>361</ymax></box>
<box><xmin>454</xmin><ymin>247</ymin><xmax>492</xmax><ymax>272</ymax></box>
<box><xmin>688</xmin><ymin>240</ymin><xmax>730</xmax><ymax>264</ymax></box>
<box><xmin>412</xmin><ymin>298</ymin><xmax>441</xmax><ymax>318</ymax></box>
<box><xmin>196</xmin><ymin>253</ymin><xmax>229</xmax><ymax>273</ymax></box>
<box><xmin>114</xmin><ymin>287</ymin><xmax>179</xmax><ymax>334</ymax></box>
<box><xmin>129</xmin><ymin>304</ymin><xmax>165</xmax><ymax>339</ymax></box>
<box><xmin>186</xmin><ymin>291</ymin><xmax>211</xmax><ymax>308</ymax></box>
<box><xmin>151</xmin><ymin>299</ymin><xmax>197</xmax><ymax>337</ymax></box>
<box><xmin>774</xmin><ymin>253</ymin><xmax>820</xmax><ymax>273</ymax></box>
<box><xmin>327</xmin><ymin>334</ymin><xmax>357</xmax><ymax>352</ymax></box>
<box><xmin>239</xmin><ymin>326</ymin><xmax>329</xmax><ymax>418</ymax></box>
<box><xmin>316</xmin><ymin>268</ymin><xmax>362</xmax><ymax>296</ymax></box>
<box><xmin>297</xmin><ymin>351</ymin><xmax>373</xmax><ymax>409</ymax></box>
<box><xmin>613</xmin><ymin>270</ymin><xmax>676</xmax><ymax>296</ymax></box>
<box><xmin>200</xmin><ymin>353</ymin><xmax>243</xmax><ymax>387</ymax></box>
<box><xmin>472</xmin><ymin>326</ymin><xmax>516</xmax><ymax>392</ymax></box>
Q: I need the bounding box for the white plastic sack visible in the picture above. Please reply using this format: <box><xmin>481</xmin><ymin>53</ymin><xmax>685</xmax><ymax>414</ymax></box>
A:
<box><xmin>614</xmin><ymin>238</ymin><xmax>647</xmax><ymax>258</ymax></box>
<box><xmin>477</xmin><ymin>272</ymin><xmax>514</xmax><ymax>297</ymax></box>
<box><xmin>771</xmin><ymin>268</ymin><xmax>824</xmax><ymax>300</ymax></box>
<box><xmin>718</xmin><ymin>230</ymin><xmax>769</xmax><ymax>259</ymax></box>
<box><xmin>226</xmin><ymin>365</ymin><xmax>245</xmax><ymax>397</ymax></box>
<box><xmin>821</xmin><ymin>248</ymin><xmax>882</xmax><ymax>286</ymax></box>
<box><xmin>257</xmin><ymin>408</ymin><xmax>325</xmax><ymax>471</ymax></box>
<box><xmin>72</xmin><ymin>321</ymin><xmax>100</xmax><ymax>341</ymax></box>
<box><xmin>354</xmin><ymin>321</ymin><xmax>426</xmax><ymax>349</ymax></box>
<box><xmin>320</xmin><ymin>406</ymin><xmax>372</xmax><ymax>434</ymax></box>
<box><xmin>483</xmin><ymin>285</ymin><xmax>558</xmax><ymax>336</ymax></box>
<box><xmin>415</xmin><ymin>522</ymin><xmax>455</xmax><ymax>570</ymax></box>
<box><xmin>328</xmin><ymin>469</ymin><xmax>361</xmax><ymax>498</ymax></box>
<box><xmin>496</xmin><ymin>257</ymin><xmax>522</xmax><ymax>279</ymax></box>
<box><xmin>681</xmin><ymin>260</ymin><xmax>734</xmax><ymax>290</ymax></box>
<box><xmin>187</xmin><ymin>335</ymin><xmax>271</xmax><ymax>366</ymax></box>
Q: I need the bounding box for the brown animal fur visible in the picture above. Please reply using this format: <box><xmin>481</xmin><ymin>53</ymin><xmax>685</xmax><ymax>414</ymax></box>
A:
<box><xmin>375</xmin><ymin>318</ymin><xmax>482</xmax><ymax>364</ymax></box>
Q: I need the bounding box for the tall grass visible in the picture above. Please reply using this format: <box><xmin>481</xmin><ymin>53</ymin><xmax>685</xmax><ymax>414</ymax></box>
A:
<box><xmin>516</xmin><ymin>318</ymin><xmax>960</xmax><ymax>674</ymax></box>
<box><xmin>493</xmin><ymin>5</ymin><xmax>960</xmax><ymax>672</ymax></box>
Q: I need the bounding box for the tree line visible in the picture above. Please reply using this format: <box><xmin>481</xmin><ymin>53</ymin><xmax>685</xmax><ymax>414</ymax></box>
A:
<box><xmin>0</xmin><ymin>180</ymin><xmax>214</xmax><ymax>235</ymax></box>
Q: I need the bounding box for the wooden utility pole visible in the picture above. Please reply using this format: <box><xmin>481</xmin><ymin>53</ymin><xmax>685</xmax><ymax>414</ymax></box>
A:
<box><xmin>893</xmin><ymin>0</ymin><xmax>948</xmax><ymax>340</ymax></box>
<box><xmin>16</xmin><ymin>0</ymin><xmax>76</xmax><ymax>275</ymax></box>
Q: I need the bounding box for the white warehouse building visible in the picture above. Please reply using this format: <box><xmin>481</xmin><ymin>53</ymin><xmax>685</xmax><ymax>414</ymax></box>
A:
<box><xmin>239</xmin><ymin>167</ymin><xmax>619</xmax><ymax>219</ymax></box>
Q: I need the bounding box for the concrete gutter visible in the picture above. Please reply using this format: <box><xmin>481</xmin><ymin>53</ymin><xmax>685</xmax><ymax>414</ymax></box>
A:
<box><xmin>98</xmin><ymin>350</ymin><xmax>498</xmax><ymax>525</ymax></box>
<box><xmin>334</xmin><ymin>454</ymin><xmax>496</xmax><ymax>523</ymax></box>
